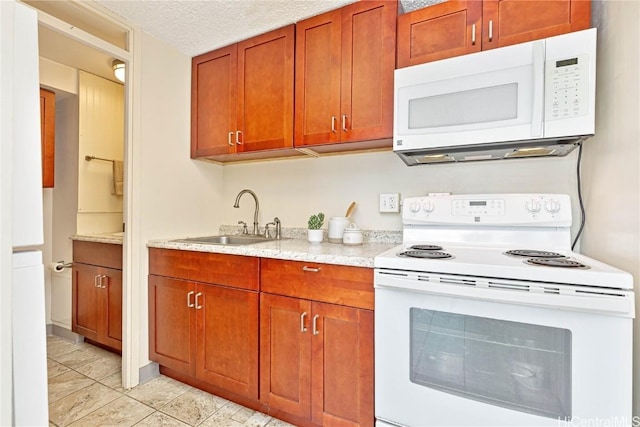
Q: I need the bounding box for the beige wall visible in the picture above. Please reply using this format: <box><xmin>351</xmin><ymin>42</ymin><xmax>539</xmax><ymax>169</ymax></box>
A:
<box><xmin>133</xmin><ymin>31</ymin><xmax>224</xmax><ymax>369</ymax></box>
<box><xmin>586</xmin><ymin>0</ymin><xmax>640</xmax><ymax>415</ymax></box>
<box><xmin>77</xmin><ymin>71</ymin><xmax>124</xmax><ymax>233</ymax></box>
<box><xmin>39</xmin><ymin>59</ymin><xmax>80</xmax><ymax>330</ymax></box>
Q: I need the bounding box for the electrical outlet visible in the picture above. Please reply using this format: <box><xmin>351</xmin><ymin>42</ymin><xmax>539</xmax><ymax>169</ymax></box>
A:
<box><xmin>379</xmin><ymin>193</ymin><xmax>401</xmax><ymax>213</ymax></box>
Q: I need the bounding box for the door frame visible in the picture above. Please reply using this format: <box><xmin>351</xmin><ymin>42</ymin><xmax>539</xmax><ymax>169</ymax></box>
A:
<box><xmin>34</xmin><ymin>3</ymin><xmax>139</xmax><ymax>388</ymax></box>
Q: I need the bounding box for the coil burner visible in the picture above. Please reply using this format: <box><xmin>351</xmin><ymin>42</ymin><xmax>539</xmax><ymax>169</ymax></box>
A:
<box><xmin>505</xmin><ymin>249</ymin><xmax>566</xmax><ymax>258</ymax></box>
<box><xmin>525</xmin><ymin>258</ymin><xmax>589</xmax><ymax>269</ymax></box>
<box><xmin>398</xmin><ymin>250</ymin><xmax>453</xmax><ymax>259</ymax></box>
<box><xmin>408</xmin><ymin>245</ymin><xmax>443</xmax><ymax>251</ymax></box>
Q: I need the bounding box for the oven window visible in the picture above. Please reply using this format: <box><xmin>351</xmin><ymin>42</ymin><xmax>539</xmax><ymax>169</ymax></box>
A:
<box><xmin>410</xmin><ymin>308</ymin><xmax>571</xmax><ymax>419</ymax></box>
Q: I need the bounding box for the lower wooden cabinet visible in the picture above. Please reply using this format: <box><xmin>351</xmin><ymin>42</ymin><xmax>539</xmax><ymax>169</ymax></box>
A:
<box><xmin>72</xmin><ymin>241</ymin><xmax>122</xmax><ymax>351</ymax></box>
<box><xmin>260</xmin><ymin>258</ymin><xmax>374</xmax><ymax>427</ymax></box>
<box><xmin>147</xmin><ymin>249</ymin><xmax>374</xmax><ymax>426</ymax></box>
<box><xmin>260</xmin><ymin>293</ymin><xmax>374</xmax><ymax>426</ymax></box>
<box><xmin>148</xmin><ymin>248</ymin><xmax>260</xmax><ymax>400</ymax></box>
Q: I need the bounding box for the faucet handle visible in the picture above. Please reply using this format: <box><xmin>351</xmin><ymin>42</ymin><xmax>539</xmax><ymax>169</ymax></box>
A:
<box><xmin>264</xmin><ymin>222</ymin><xmax>276</xmax><ymax>239</ymax></box>
<box><xmin>238</xmin><ymin>220</ymin><xmax>249</xmax><ymax>235</ymax></box>
<box><xmin>273</xmin><ymin>217</ymin><xmax>282</xmax><ymax>239</ymax></box>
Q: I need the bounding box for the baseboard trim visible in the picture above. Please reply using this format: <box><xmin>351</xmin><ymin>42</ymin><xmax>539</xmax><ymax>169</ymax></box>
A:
<box><xmin>138</xmin><ymin>362</ymin><xmax>159</xmax><ymax>385</ymax></box>
<box><xmin>47</xmin><ymin>324</ymin><xmax>83</xmax><ymax>343</ymax></box>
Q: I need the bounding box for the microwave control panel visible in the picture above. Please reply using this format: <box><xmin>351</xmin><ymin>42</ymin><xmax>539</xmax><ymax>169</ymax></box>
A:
<box><xmin>545</xmin><ymin>54</ymin><xmax>590</xmax><ymax>121</ymax></box>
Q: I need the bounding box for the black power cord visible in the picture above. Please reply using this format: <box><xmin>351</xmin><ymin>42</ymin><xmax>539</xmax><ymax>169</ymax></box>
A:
<box><xmin>571</xmin><ymin>143</ymin><xmax>585</xmax><ymax>250</ymax></box>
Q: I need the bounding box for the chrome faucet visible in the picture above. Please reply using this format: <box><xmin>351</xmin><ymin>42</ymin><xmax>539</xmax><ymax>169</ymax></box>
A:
<box><xmin>233</xmin><ymin>189</ymin><xmax>260</xmax><ymax>235</ymax></box>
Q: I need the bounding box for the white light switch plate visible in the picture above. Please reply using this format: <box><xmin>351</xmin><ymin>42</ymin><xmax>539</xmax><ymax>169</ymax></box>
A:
<box><xmin>379</xmin><ymin>193</ymin><xmax>401</xmax><ymax>213</ymax></box>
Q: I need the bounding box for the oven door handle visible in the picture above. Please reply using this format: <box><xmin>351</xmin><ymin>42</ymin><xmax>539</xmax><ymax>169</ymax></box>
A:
<box><xmin>375</xmin><ymin>273</ymin><xmax>635</xmax><ymax>317</ymax></box>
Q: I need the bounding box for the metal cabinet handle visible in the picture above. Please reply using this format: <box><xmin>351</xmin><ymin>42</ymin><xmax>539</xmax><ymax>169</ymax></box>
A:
<box><xmin>342</xmin><ymin>115</ymin><xmax>348</xmax><ymax>132</ymax></box>
<box><xmin>187</xmin><ymin>290</ymin><xmax>195</xmax><ymax>308</ymax></box>
<box><xmin>300</xmin><ymin>312</ymin><xmax>308</xmax><ymax>333</ymax></box>
<box><xmin>195</xmin><ymin>292</ymin><xmax>203</xmax><ymax>309</ymax></box>
<box><xmin>488</xmin><ymin>20</ymin><xmax>493</xmax><ymax>42</ymax></box>
<box><xmin>235</xmin><ymin>130</ymin><xmax>242</xmax><ymax>145</ymax></box>
<box><xmin>228</xmin><ymin>131</ymin><xmax>234</xmax><ymax>146</ymax></box>
<box><xmin>312</xmin><ymin>314</ymin><xmax>320</xmax><ymax>335</ymax></box>
<box><xmin>471</xmin><ymin>24</ymin><xmax>476</xmax><ymax>45</ymax></box>
<box><xmin>331</xmin><ymin>116</ymin><xmax>337</xmax><ymax>133</ymax></box>
<box><xmin>100</xmin><ymin>275</ymin><xmax>107</xmax><ymax>289</ymax></box>
<box><xmin>94</xmin><ymin>275</ymin><xmax>100</xmax><ymax>288</ymax></box>
<box><xmin>302</xmin><ymin>266</ymin><xmax>320</xmax><ymax>273</ymax></box>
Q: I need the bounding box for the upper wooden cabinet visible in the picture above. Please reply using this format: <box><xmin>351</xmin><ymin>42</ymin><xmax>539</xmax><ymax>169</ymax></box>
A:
<box><xmin>40</xmin><ymin>88</ymin><xmax>55</xmax><ymax>188</ymax></box>
<box><xmin>397</xmin><ymin>0</ymin><xmax>591</xmax><ymax>67</ymax></box>
<box><xmin>295</xmin><ymin>0</ymin><xmax>396</xmax><ymax>150</ymax></box>
<box><xmin>191</xmin><ymin>25</ymin><xmax>294</xmax><ymax>160</ymax></box>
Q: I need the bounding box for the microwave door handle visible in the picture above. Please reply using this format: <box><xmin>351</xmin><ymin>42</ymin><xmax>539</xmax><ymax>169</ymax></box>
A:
<box><xmin>531</xmin><ymin>41</ymin><xmax>545</xmax><ymax>138</ymax></box>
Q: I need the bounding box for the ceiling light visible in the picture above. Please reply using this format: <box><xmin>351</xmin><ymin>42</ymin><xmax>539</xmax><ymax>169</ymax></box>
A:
<box><xmin>112</xmin><ymin>59</ymin><xmax>125</xmax><ymax>83</ymax></box>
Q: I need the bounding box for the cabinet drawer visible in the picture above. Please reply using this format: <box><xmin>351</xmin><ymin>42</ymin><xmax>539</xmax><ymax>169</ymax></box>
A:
<box><xmin>149</xmin><ymin>248</ymin><xmax>259</xmax><ymax>291</ymax></box>
<box><xmin>73</xmin><ymin>240</ymin><xmax>122</xmax><ymax>270</ymax></box>
<box><xmin>260</xmin><ymin>258</ymin><xmax>373</xmax><ymax>310</ymax></box>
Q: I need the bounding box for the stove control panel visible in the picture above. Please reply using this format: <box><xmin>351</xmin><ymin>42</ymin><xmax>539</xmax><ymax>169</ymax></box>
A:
<box><xmin>403</xmin><ymin>194</ymin><xmax>572</xmax><ymax>226</ymax></box>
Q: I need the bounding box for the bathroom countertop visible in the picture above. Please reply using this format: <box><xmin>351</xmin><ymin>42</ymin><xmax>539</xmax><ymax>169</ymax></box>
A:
<box><xmin>71</xmin><ymin>232</ymin><xmax>124</xmax><ymax>245</ymax></box>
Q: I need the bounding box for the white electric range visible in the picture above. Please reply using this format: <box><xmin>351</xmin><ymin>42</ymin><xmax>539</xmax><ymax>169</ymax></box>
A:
<box><xmin>374</xmin><ymin>194</ymin><xmax>634</xmax><ymax>427</ymax></box>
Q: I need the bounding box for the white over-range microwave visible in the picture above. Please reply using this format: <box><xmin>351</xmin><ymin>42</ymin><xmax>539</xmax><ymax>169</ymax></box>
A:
<box><xmin>394</xmin><ymin>28</ymin><xmax>597</xmax><ymax>165</ymax></box>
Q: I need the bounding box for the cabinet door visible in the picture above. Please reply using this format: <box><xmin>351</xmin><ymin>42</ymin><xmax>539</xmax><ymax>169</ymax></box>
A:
<box><xmin>39</xmin><ymin>88</ymin><xmax>55</xmax><ymax>188</ymax></box>
<box><xmin>340</xmin><ymin>0</ymin><xmax>396</xmax><ymax>142</ymax></box>
<box><xmin>397</xmin><ymin>0</ymin><xmax>482</xmax><ymax>66</ymax></box>
<box><xmin>103</xmin><ymin>267</ymin><xmax>122</xmax><ymax>351</ymax></box>
<box><xmin>191</xmin><ymin>45</ymin><xmax>238</xmax><ymax>157</ymax></box>
<box><xmin>72</xmin><ymin>263</ymin><xmax>101</xmax><ymax>342</ymax></box>
<box><xmin>148</xmin><ymin>275</ymin><xmax>195</xmax><ymax>376</ymax></box>
<box><xmin>311</xmin><ymin>302</ymin><xmax>374</xmax><ymax>427</ymax></box>
<box><xmin>482</xmin><ymin>0</ymin><xmax>591</xmax><ymax>50</ymax></box>
<box><xmin>195</xmin><ymin>283</ymin><xmax>259</xmax><ymax>399</ymax></box>
<box><xmin>237</xmin><ymin>25</ymin><xmax>294</xmax><ymax>153</ymax></box>
<box><xmin>294</xmin><ymin>9</ymin><xmax>342</xmax><ymax>147</ymax></box>
<box><xmin>260</xmin><ymin>293</ymin><xmax>312</xmax><ymax>419</ymax></box>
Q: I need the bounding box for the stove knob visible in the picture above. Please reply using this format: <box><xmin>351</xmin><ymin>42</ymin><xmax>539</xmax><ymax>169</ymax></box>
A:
<box><xmin>545</xmin><ymin>199</ymin><xmax>561</xmax><ymax>213</ymax></box>
<box><xmin>422</xmin><ymin>201</ymin><xmax>435</xmax><ymax>212</ymax></box>
<box><xmin>410</xmin><ymin>201</ymin><xmax>421</xmax><ymax>213</ymax></box>
<box><xmin>525</xmin><ymin>199</ymin><xmax>541</xmax><ymax>213</ymax></box>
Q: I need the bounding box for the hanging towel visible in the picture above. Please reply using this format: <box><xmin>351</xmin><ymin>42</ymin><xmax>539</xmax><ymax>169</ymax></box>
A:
<box><xmin>112</xmin><ymin>160</ymin><xmax>124</xmax><ymax>196</ymax></box>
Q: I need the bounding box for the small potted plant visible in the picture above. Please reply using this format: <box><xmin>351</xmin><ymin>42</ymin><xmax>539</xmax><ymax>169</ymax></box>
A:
<box><xmin>307</xmin><ymin>212</ymin><xmax>325</xmax><ymax>243</ymax></box>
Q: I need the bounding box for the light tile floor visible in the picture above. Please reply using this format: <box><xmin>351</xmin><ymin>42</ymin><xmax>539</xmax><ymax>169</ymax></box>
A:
<box><xmin>47</xmin><ymin>335</ymin><xmax>296</xmax><ymax>427</ymax></box>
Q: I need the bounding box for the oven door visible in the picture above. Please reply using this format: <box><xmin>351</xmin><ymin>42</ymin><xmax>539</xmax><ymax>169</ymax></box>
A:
<box><xmin>374</xmin><ymin>270</ymin><xmax>633</xmax><ymax>427</ymax></box>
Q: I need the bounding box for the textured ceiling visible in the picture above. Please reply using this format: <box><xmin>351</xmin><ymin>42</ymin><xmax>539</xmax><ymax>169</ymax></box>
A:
<box><xmin>95</xmin><ymin>0</ymin><xmax>353</xmax><ymax>57</ymax></box>
<box><xmin>94</xmin><ymin>0</ymin><xmax>444</xmax><ymax>57</ymax></box>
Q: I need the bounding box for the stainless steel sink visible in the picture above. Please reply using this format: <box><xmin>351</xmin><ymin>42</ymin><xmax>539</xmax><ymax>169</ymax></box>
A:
<box><xmin>171</xmin><ymin>235</ymin><xmax>277</xmax><ymax>245</ymax></box>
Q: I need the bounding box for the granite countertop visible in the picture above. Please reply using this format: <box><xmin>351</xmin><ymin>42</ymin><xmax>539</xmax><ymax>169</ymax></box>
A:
<box><xmin>148</xmin><ymin>227</ymin><xmax>401</xmax><ymax>268</ymax></box>
<box><xmin>71</xmin><ymin>232</ymin><xmax>124</xmax><ymax>245</ymax></box>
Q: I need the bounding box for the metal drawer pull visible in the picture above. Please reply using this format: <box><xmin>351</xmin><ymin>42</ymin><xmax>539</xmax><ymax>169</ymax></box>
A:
<box><xmin>331</xmin><ymin>116</ymin><xmax>337</xmax><ymax>133</ymax></box>
<box><xmin>342</xmin><ymin>115</ymin><xmax>348</xmax><ymax>132</ymax></box>
<box><xmin>302</xmin><ymin>266</ymin><xmax>320</xmax><ymax>273</ymax></box>
<box><xmin>471</xmin><ymin>24</ymin><xmax>476</xmax><ymax>45</ymax></box>
<box><xmin>300</xmin><ymin>312</ymin><xmax>308</xmax><ymax>332</ymax></box>
<box><xmin>228</xmin><ymin>131</ymin><xmax>234</xmax><ymax>146</ymax></box>
<box><xmin>236</xmin><ymin>130</ymin><xmax>242</xmax><ymax>145</ymax></box>
<box><xmin>100</xmin><ymin>275</ymin><xmax>107</xmax><ymax>289</ymax></box>
<box><xmin>187</xmin><ymin>291</ymin><xmax>195</xmax><ymax>308</ymax></box>
<box><xmin>488</xmin><ymin>20</ymin><xmax>493</xmax><ymax>42</ymax></box>
<box><xmin>195</xmin><ymin>292</ymin><xmax>203</xmax><ymax>309</ymax></box>
<box><xmin>312</xmin><ymin>314</ymin><xmax>320</xmax><ymax>335</ymax></box>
